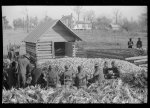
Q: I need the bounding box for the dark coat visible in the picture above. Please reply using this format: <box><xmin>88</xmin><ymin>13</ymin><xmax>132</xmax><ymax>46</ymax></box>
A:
<box><xmin>47</xmin><ymin>70</ymin><xmax>59</xmax><ymax>87</ymax></box>
<box><xmin>17</xmin><ymin>58</ymin><xmax>33</xmax><ymax>88</ymax></box>
<box><xmin>7</xmin><ymin>61</ymin><xmax>18</xmax><ymax>89</ymax></box>
<box><xmin>31</xmin><ymin>67</ymin><xmax>46</xmax><ymax>87</ymax></box>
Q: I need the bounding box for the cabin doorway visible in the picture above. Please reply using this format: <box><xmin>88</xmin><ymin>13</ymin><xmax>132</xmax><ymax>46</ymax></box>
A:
<box><xmin>54</xmin><ymin>42</ymin><xmax>65</xmax><ymax>57</ymax></box>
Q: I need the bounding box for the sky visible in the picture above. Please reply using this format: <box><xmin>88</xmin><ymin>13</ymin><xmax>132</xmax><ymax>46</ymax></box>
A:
<box><xmin>2</xmin><ymin>6</ymin><xmax>147</xmax><ymax>26</ymax></box>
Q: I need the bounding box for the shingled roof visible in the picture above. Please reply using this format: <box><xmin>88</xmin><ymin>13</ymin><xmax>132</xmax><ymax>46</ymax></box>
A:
<box><xmin>23</xmin><ymin>19</ymin><xmax>82</xmax><ymax>43</ymax></box>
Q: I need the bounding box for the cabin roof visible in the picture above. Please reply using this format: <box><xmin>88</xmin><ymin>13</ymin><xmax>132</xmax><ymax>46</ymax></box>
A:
<box><xmin>23</xmin><ymin>19</ymin><xmax>82</xmax><ymax>43</ymax></box>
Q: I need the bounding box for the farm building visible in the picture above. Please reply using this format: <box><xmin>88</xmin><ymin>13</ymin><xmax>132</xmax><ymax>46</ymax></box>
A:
<box><xmin>73</xmin><ymin>21</ymin><xmax>92</xmax><ymax>30</ymax></box>
<box><xmin>23</xmin><ymin>19</ymin><xmax>83</xmax><ymax>63</ymax></box>
<box><xmin>109</xmin><ymin>24</ymin><xmax>121</xmax><ymax>31</ymax></box>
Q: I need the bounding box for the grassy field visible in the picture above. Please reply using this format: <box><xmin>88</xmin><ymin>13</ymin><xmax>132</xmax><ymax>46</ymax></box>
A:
<box><xmin>3</xmin><ymin>29</ymin><xmax>147</xmax><ymax>57</ymax></box>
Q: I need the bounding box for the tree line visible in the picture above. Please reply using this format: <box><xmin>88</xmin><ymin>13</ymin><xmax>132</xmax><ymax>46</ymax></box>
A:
<box><xmin>3</xmin><ymin>6</ymin><xmax>147</xmax><ymax>33</ymax></box>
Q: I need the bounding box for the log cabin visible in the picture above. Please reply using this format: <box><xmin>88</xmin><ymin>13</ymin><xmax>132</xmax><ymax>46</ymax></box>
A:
<box><xmin>23</xmin><ymin>19</ymin><xmax>83</xmax><ymax>63</ymax></box>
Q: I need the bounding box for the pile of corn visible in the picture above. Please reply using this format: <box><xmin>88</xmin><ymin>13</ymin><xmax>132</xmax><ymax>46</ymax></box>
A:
<box><xmin>2</xmin><ymin>57</ymin><xmax>147</xmax><ymax>103</ymax></box>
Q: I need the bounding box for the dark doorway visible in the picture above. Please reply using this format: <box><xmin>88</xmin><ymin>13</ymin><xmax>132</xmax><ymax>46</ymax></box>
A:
<box><xmin>54</xmin><ymin>42</ymin><xmax>65</xmax><ymax>56</ymax></box>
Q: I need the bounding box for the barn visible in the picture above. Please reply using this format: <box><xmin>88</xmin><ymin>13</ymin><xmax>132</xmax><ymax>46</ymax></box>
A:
<box><xmin>23</xmin><ymin>19</ymin><xmax>83</xmax><ymax>63</ymax></box>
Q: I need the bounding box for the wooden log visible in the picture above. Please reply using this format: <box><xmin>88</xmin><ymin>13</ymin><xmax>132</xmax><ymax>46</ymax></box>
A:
<box><xmin>37</xmin><ymin>46</ymin><xmax>52</xmax><ymax>49</ymax></box>
<box><xmin>36</xmin><ymin>50</ymin><xmax>52</xmax><ymax>54</ymax></box>
<box><xmin>125</xmin><ymin>56</ymin><xmax>147</xmax><ymax>61</ymax></box>
<box><xmin>37</xmin><ymin>43</ymin><xmax>52</xmax><ymax>46</ymax></box>
<box><xmin>36</xmin><ymin>48</ymin><xmax>52</xmax><ymax>51</ymax></box>
<box><xmin>26</xmin><ymin>42</ymin><xmax>36</xmax><ymax>47</ymax></box>
<box><xmin>37</xmin><ymin>41</ymin><xmax>52</xmax><ymax>43</ymax></box>
<box><xmin>36</xmin><ymin>53</ymin><xmax>52</xmax><ymax>57</ymax></box>
<box><xmin>52</xmin><ymin>42</ymin><xmax>55</xmax><ymax>58</ymax></box>
<box><xmin>134</xmin><ymin>59</ymin><xmax>147</xmax><ymax>63</ymax></box>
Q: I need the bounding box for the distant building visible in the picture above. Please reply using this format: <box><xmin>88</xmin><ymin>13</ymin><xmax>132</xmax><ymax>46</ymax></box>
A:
<box><xmin>60</xmin><ymin>13</ymin><xmax>73</xmax><ymax>29</ymax></box>
<box><xmin>109</xmin><ymin>24</ymin><xmax>121</xmax><ymax>31</ymax></box>
<box><xmin>73</xmin><ymin>21</ymin><xmax>92</xmax><ymax>30</ymax></box>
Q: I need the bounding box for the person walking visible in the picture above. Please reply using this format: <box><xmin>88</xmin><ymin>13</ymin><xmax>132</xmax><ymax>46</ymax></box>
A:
<box><xmin>128</xmin><ymin>38</ymin><xmax>134</xmax><ymax>48</ymax></box>
<box><xmin>136</xmin><ymin>38</ymin><xmax>142</xmax><ymax>49</ymax></box>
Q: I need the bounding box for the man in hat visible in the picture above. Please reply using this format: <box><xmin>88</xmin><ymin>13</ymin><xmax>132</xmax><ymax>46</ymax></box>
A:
<box><xmin>136</xmin><ymin>38</ymin><xmax>142</xmax><ymax>49</ymax></box>
<box><xmin>128</xmin><ymin>38</ymin><xmax>134</xmax><ymax>48</ymax></box>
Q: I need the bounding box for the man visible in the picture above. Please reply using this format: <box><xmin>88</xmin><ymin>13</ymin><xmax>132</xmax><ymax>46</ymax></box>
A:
<box><xmin>63</xmin><ymin>65</ymin><xmax>73</xmax><ymax>88</ymax></box>
<box><xmin>75</xmin><ymin>66</ymin><xmax>87</xmax><ymax>89</ymax></box>
<box><xmin>136</xmin><ymin>38</ymin><xmax>142</xmax><ymax>49</ymax></box>
<box><xmin>47</xmin><ymin>65</ymin><xmax>60</xmax><ymax>88</ymax></box>
<box><xmin>111</xmin><ymin>61</ymin><xmax>120</xmax><ymax>79</ymax></box>
<box><xmin>128</xmin><ymin>38</ymin><xmax>134</xmax><ymax>48</ymax></box>
<box><xmin>103</xmin><ymin>61</ymin><xmax>112</xmax><ymax>79</ymax></box>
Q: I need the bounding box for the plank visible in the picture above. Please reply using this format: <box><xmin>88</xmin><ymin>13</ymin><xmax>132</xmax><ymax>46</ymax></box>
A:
<box><xmin>134</xmin><ymin>59</ymin><xmax>147</xmax><ymax>63</ymax></box>
<box><xmin>125</xmin><ymin>56</ymin><xmax>147</xmax><ymax>61</ymax></box>
<box><xmin>36</xmin><ymin>54</ymin><xmax>52</xmax><ymax>57</ymax></box>
<box><xmin>37</xmin><ymin>46</ymin><xmax>52</xmax><ymax>49</ymax></box>
<box><xmin>37</xmin><ymin>41</ymin><xmax>52</xmax><ymax>43</ymax></box>
<box><xmin>26</xmin><ymin>42</ymin><xmax>36</xmax><ymax>47</ymax></box>
<box><xmin>37</xmin><ymin>43</ymin><xmax>52</xmax><ymax>46</ymax></box>
<box><xmin>52</xmin><ymin>42</ymin><xmax>55</xmax><ymax>58</ymax></box>
<box><xmin>36</xmin><ymin>51</ymin><xmax>52</xmax><ymax>54</ymax></box>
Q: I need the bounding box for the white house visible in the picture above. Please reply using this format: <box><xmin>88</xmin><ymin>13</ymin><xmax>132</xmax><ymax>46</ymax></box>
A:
<box><xmin>109</xmin><ymin>24</ymin><xmax>121</xmax><ymax>31</ymax></box>
<box><xmin>72</xmin><ymin>21</ymin><xmax>92</xmax><ymax>30</ymax></box>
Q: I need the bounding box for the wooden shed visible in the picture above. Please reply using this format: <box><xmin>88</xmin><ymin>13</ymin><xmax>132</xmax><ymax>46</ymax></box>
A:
<box><xmin>23</xmin><ymin>19</ymin><xmax>82</xmax><ymax>63</ymax></box>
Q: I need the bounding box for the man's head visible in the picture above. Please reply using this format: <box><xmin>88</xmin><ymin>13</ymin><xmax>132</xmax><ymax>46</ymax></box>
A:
<box><xmin>104</xmin><ymin>61</ymin><xmax>108</xmax><ymax>67</ymax></box>
<box><xmin>64</xmin><ymin>65</ymin><xmax>69</xmax><ymax>72</ymax></box>
<box><xmin>129</xmin><ymin>38</ymin><xmax>132</xmax><ymax>41</ymax></box>
<box><xmin>77</xmin><ymin>66</ymin><xmax>82</xmax><ymax>73</ymax></box>
<box><xmin>94</xmin><ymin>63</ymin><xmax>99</xmax><ymax>70</ymax></box>
<box><xmin>138</xmin><ymin>38</ymin><xmax>141</xmax><ymax>41</ymax></box>
<box><xmin>111</xmin><ymin>61</ymin><xmax>116</xmax><ymax>67</ymax></box>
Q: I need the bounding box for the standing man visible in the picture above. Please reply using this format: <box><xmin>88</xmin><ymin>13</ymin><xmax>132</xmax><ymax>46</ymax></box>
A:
<box><xmin>136</xmin><ymin>38</ymin><xmax>142</xmax><ymax>49</ymax></box>
<box><xmin>128</xmin><ymin>38</ymin><xmax>134</xmax><ymax>48</ymax></box>
<box><xmin>63</xmin><ymin>65</ymin><xmax>73</xmax><ymax>88</ymax></box>
<box><xmin>47</xmin><ymin>65</ymin><xmax>59</xmax><ymax>88</ymax></box>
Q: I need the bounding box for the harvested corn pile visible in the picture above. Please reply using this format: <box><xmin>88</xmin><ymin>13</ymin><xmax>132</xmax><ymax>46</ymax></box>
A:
<box><xmin>2</xmin><ymin>58</ymin><xmax>147</xmax><ymax>103</ymax></box>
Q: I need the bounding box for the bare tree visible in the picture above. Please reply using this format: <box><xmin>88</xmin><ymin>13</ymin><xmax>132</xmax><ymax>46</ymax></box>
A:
<box><xmin>73</xmin><ymin>6</ymin><xmax>83</xmax><ymax>21</ymax></box>
<box><xmin>21</xmin><ymin>6</ymin><xmax>29</xmax><ymax>33</ymax></box>
<box><xmin>83</xmin><ymin>10</ymin><xmax>95</xmax><ymax>29</ymax></box>
<box><xmin>113</xmin><ymin>9</ymin><xmax>122</xmax><ymax>24</ymax></box>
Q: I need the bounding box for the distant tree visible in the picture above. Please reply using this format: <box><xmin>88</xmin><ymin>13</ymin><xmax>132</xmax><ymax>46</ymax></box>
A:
<box><xmin>2</xmin><ymin>16</ymin><xmax>9</xmax><ymax>30</ymax></box>
<box><xmin>138</xmin><ymin>12</ymin><xmax>147</xmax><ymax>32</ymax></box>
<box><xmin>95</xmin><ymin>16</ymin><xmax>112</xmax><ymax>30</ymax></box>
<box><xmin>121</xmin><ymin>17</ymin><xmax>139</xmax><ymax>32</ymax></box>
<box><xmin>73</xmin><ymin>6</ymin><xmax>83</xmax><ymax>21</ymax></box>
<box><xmin>113</xmin><ymin>9</ymin><xmax>122</xmax><ymax>24</ymax></box>
<box><xmin>83</xmin><ymin>10</ymin><xmax>95</xmax><ymax>29</ymax></box>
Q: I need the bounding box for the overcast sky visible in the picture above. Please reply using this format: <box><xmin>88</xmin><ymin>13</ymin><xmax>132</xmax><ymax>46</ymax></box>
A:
<box><xmin>2</xmin><ymin>6</ymin><xmax>147</xmax><ymax>26</ymax></box>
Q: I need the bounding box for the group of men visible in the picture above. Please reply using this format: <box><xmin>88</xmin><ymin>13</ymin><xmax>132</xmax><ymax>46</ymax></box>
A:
<box><xmin>3</xmin><ymin>44</ymin><xmax>120</xmax><ymax>90</ymax></box>
<box><xmin>128</xmin><ymin>38</ymin><xmax>143</xmax><ymax>49</ymax></box>
<box><xmin>46</xmin><ymin>61</ymin><xmax>120</xmax><ymax>89</ymax></box>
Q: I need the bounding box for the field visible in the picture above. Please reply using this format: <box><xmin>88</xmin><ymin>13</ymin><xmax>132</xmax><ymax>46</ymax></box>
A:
<box><xmin>3</xmin><ymin>29</ymin><xmax>147</xmax><ymax>58</ymax></box>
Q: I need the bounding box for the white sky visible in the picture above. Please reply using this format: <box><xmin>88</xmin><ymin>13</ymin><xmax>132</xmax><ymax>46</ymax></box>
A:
<box><xmin>2</xmin><ymin>6</ymin><xmax>147</xmax><ymax>26</ymax></box>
